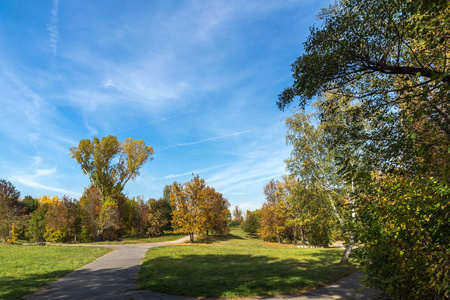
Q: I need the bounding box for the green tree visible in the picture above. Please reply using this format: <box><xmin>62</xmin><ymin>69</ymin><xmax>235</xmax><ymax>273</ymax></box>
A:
<box><xmin>278</xmin><ymin>0</ymin><xmax>449</xmax><ymax>180</ymax></box>
<box><xmin>22</xmin><ymin>195</ymin><xmax>39</xmax><ymax>213</ymax></box>
<box><xmin>26</xmin><ymin>204</ymin><xmax>48</xmax><ymax>243</ymax></box>
<box><xmin>70</xmin><ymin>135</ymin><xmax>154</xmax><ymax>200</ymax></box>
<box><xmin>242</xmin><ymin>210</ymin><xmax>261</xmax><ymax>236</ymax></box>
<box><xmin>285</xmin><ymin>111</ymin><xmax>352</xmax><ymax>257</ymax></box>
<box><xmin>278</xmin><ymin>0</ymin><xmax>450</xmax><ymax>297</ymax></box>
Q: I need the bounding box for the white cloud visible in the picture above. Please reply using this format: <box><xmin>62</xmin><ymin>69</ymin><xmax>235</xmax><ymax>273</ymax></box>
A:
<box><xmin>47</xmin><ymin>0</ymin><xmax>59</xmax><ymax>57</ymax></box>
<box><xmin>15</xmin><ymin>177</ymin><xmax>79</xmax><ymax>197</ymax></box>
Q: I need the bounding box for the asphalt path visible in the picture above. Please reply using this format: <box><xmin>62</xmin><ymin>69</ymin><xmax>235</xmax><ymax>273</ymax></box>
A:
<box><xmin>24</xmin><ymin>236</ymin><xmax>194</xmax><ymax>300</ymax></box>
<box><xmin>24</xmin><ymin>238</ymin><xmax>382</xmax><ymax>300</ymax></box>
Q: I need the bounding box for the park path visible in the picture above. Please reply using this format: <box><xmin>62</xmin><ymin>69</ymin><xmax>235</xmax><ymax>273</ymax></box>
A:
<box><xmin>24</xmin><ymin>238</ymin><xmax>381</xmax><ymax>300</ymax></box>
<box><xmin>24</xmin><ymin>236</ymin><xmax>195</xmax><ymax>300</ymax></box>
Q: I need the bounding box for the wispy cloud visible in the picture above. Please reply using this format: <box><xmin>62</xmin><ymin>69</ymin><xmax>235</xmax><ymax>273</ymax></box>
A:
<box><xmin>11</xmin><ymin>166</ymin><xmax>80</xmax><ymax>197</ymax></box>
<box><xmin>160</xmin><ymin>163</ymin><xmax>229</xmax><ymax>180</ymax></box>
<box><xmin>15</xmin><ymin>177</ymin><xmax>80</xmax><ymax>197</ymax></box>
<box><xmin>114</xmin><ymin>112</ymin><xmax>192</xmax><ymax>134</ymax></box>
<box><xmin>160</xmin><ymin>130</ymin><xmax>253</xmax><ymax>151</ymax></box>
<box><xmin>47</xmin><ymin>0</ymin><xmax>59</xmax><ymax>57</ymax></box>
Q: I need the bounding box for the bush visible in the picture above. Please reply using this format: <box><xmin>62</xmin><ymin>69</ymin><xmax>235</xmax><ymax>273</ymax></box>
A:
<box><xmin>355</xmin><ymin>175</ymin><xmax>450</xmax><ymax>299</ymax></box>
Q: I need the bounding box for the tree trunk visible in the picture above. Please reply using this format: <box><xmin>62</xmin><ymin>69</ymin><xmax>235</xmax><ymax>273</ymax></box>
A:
<box><xmin>300</xmin><ymin>226</ymin><xmax>306</xmax><ymax>244</ymax></box>
<box><xmin>293</xmin><ymin>227</ymin><xmax>298</xmax><ymax>244</ymax></box>
<box><xmin>189</xmin><ymin>232</ymin><xmax>194</xmax><ymax>242</ymax></box>
<box><xmin>341</xmin><ymin>243</ymin><xmax>353</xmax><ymax>263</ymax></box>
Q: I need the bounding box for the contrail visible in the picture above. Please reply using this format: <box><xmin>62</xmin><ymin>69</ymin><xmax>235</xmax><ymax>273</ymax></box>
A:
<box><xmin>160</xmin><ymin>130</ymin><xmax>253</xmax><ymax>151</ymax></box>
<box><xmin>114</xmin><ymin>111</ymin><xmax>192</xmax><ymax>134</ymax></box>
<box><xmin>47</xmin><ymin>0</ymin><xmax>59</xmax><ymax>57</ymax></box>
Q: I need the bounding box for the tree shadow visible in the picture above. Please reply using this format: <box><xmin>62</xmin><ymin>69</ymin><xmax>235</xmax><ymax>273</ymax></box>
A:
<box><xmin>1</xmin><ymin>269</ymin><xmax>73</xmax><ymax>300</ymax></box>
<box><xmin>8</xmin><ymin>264</ymin><xmax>147</xmax><ymax>300</ymax></box>
<box><xmin>193</xmin><ymin>232</ymin><xmax>245</xmax><ymax>244</ymax></box>
<box><xmin>139</xmin><ymin>252</ymin><xmax>355</xmax><ymax>298</ymax></box>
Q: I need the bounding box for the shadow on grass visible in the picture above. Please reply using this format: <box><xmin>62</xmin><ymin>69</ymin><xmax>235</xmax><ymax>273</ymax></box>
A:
<box><xmin>5</xmin><ymin>264</ymin><xmax>148</xmax><ymax>300</ymax></box>
<box><xmin>139</xmin><ymin>251</ymin><xmax>355</xmax><ymax>298</ymax></box>
<box><xmin>0</xmin><ymin>269</ymin><xmax>73</xmax><ymax>300</ymax></box>
<box><xmin>193</xmin><ymin>232</ymin><xmax>245</xmax><ymax>244</ymax></box>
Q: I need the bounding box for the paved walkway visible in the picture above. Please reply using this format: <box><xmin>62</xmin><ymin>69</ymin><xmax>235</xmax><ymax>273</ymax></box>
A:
<box><xmin>24</xmin><ymin>238</ymin><xmax>381</xmax><ymax>300</ymax></box>
<box><xmin>24</xmin><ymin>237</ymin><xmax>193</xmax><ymax>300</ymax></box>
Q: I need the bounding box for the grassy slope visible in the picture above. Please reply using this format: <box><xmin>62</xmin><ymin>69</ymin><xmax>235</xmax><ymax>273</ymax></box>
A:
<box><xmin>0</xmin><ymin>245</ymin><xmax>111</xmax><ymax>300</ymax></box>
<box><xmin>138</xmin><ymin>228</ymin><xmax>355</xmax><ymax>298</ymax></box>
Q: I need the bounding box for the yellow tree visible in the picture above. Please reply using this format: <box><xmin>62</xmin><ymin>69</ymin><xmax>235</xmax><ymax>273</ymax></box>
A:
<box><xmin>200</xmin><ymin>186</ymin><xmax>230</xmax><ymax>235</ymax></box>
<box><xmin>170</xmin><ymin>176</ymin><xmax>204</xmax><ymax>242</ymax></box>
<box><xmin>170</xmin><ymin>175</ymin><xmax>229</xmax><ymax>241</ymax></box>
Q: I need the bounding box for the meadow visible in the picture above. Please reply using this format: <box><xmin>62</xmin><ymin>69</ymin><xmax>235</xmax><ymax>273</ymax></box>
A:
<box><xmin>138</xmin><ymin>228</ymin><xmax>355</xmax><ymax>298</ymax></box>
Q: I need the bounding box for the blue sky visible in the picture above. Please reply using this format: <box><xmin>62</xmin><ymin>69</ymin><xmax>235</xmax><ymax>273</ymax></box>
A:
<box><xmin>0</xmin><ymin>0</ymin><xmax>330</xmax><ymax>211</ymax></box>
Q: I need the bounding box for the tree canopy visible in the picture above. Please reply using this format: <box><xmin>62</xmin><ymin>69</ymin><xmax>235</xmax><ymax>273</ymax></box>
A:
<box><xmin>170</xmin><ymin>175</ymin><xmax>230</xmax><ymax>242</ymax></box>
<box><xmin>70</xmin><ymin>136</ymin><xmax>154</xmax><ymax>200</ymax></box>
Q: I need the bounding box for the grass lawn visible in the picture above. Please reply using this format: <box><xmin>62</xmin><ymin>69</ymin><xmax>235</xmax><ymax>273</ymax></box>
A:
<box><xmin>138</xmin><ymin>228</ymin><xmax>356</xmax><ymax>298</ymax></box>
<box><xmin>83</xmin><ymin>233</ymin><xmax>186</xmax><ymax>245</ymax></box>
<box><xmin>0</xmin><ymin>245</ymin><xmax>111</xmax><ymax>300</ymax></box>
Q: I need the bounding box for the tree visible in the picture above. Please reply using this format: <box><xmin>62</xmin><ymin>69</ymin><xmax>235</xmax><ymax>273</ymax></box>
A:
<box><xmin>147</xmin><ymin>198</ymin><xmax>171</xmax><ymax>237</ymax></box>
<box><xmin>0</xmin><ymin>180</ymin><xmax>23</xmax><ymax>242</ymax></box>
<box><xmin>278</xmin><ymin>0</ymin><xmax>449</xmax><ymax>180</ymax></box>
<box><xmin>70</xmin><ymin>136</ymin><xmax>154</xmax><ymax>200</ymax></box>
<box><xmin>200</xmin><ymin>186</ymin><xmax>230</xmax><ymax>235</ymax></box>
<box><xmin>285</xmin><ymin>111</ymin><xmax>352</xmax><ymax>255</ymax></box>
<box><xmin>43</xmin><ymin>196</ymin><xmax>80</xmax><ymax>243</ymax></box>
<box><xmin>242</xmin><ymin>210</ymin><xmax>261</xmax><ymax>236</ymax></box>
<box><xmin>170</xmin><ymin>175</ymin><xmax>229</xmax><ymax>242</ymax></box>
<box><xmin>232</xmin><ymin>206</ymin><xmax>243</xmax><ymax>224</ymax></box>
<box><xmin>26</xmin><ymin>204</ymin><xmax>48</xmax><ymax>243</ymax></box>
<box><xmin>22</xmin><ymin>195</ymin><xmax>39</xmax><ymax>213</ymax></box>
<box><xmin>278</xmin><ymin>0</ymin><xmax>450</xmax><ymax>297</ymax></box>
<box><xmin>79</xmin><ymin>186</ymin><xmax>102</xmax><ymax>241</ymax></box>
<box><xmin>260</xmin><ymin>179</ymin><xmax>287</xmax><ymax>243</ymax></box>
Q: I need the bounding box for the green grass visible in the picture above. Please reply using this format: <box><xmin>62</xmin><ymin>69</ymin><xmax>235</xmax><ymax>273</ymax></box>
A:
<box><xmin>0</xmin><ymin>245</ymin><xmax>111</xmax><ymax>300</ymax></box>
<box><xmin>83</xmin><ymin>233</ymin><xmax>186</xmax><ymax>245</ymax></box>
<box><xmin>138</xmin><ymin>228</ymin><xmax>355</xmax><ymax>298</ymax></box>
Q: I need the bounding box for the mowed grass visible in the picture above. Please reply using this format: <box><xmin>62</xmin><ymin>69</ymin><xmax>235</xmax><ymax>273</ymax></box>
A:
<box><xmin>0</xmin><ymin>245</ymin><xmax>111</xmax><ymax>300</ymax></box>
<box><xmin>138</xmin><ymin>228</ymin><xmax>355</xmax><ymax>298</ymax></box>
<box><xmin>84</xmin><ymin>233</ymin><xmax>186</xmax><ymax>245</ymax></box>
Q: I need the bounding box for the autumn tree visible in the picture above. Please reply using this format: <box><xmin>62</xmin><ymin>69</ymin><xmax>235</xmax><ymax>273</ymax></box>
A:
<box><xmin>260</xmin><ymin>179</ymin><xmax>287</xmax><ymax>243</ymax></box>
<box><xmin>0</xmin><ymin>180</ymin><xmax>23</xmax><ymax>243</ymax></box>
<box><xmin>70</xmin><ymin>136</ymin><xmax>154</xmax><ymax>200</ymax></box>
<box><xmin>147</xmin><ymin>198</ymin><xmax>171</xmax><ymax>237</ymax></box>
<box><xmin>170</xmin><ymin>175</ymin><xmax>229</xmax><ymax>242</ymax></box>
<box><xmin>200</xmin><ymin>186</ymin><xmax>230</xmax><ymax>235</ymax></box>
<box><xmin>79</xmin><ymin>186</ymin><xmax>102</xmax><ymax>241</ymax></box>
<box><xmin>43</xmin><ymin>196</ymin><xmax>81</xmax><ymax>243</ymax></box>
